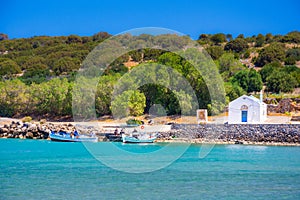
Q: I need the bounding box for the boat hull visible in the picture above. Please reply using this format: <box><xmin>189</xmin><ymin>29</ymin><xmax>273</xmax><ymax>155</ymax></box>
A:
<box><xmin>105</xmin><ymin>133</ymin><xmax>122</xmax><ymax>142</ymax></box>
<box><xmin>122</xmin><ymin>134</ymin><xmax>156</xmax><ymax>143</ymax></box>
<box><xmin>49</xmin><ymin>132</ymin><xmax>98</xmax><ymax>142</ymax></box>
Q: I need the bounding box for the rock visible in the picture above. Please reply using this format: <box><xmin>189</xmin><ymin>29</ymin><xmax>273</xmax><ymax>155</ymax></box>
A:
<box><xmin>26</xmin><ymin>132</ymin><xmax>34</xmax><ymax>139</ymax></box>
<box><xmin>0</xmin><ymin>128</ymin><xmax>9</xmax><ymax>133</ymax></box>
<box><xmin>21</xmin><ymin>127</ymin><xmax>27</xmax><ymax>132</ymax></box>
<box><xmin>291</xmin><ymin>116</ymin><xmax>300</xmax><ymax>121</ymax></box>
<box><xmin>267</xmin><ymin>98</ymin><xmax>300</xmax><ymax>113</ymax></box>
<box><xmin>13</xmin><ymin>130</ymin><xmax>20</xmax><ymax>136</ymax></box>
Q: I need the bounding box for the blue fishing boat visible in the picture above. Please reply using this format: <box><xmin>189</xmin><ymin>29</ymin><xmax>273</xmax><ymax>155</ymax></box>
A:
<box><xmin>49</xmin><ymin>130</ymin><xmax>98</xmax><ymax>142</ymax></box>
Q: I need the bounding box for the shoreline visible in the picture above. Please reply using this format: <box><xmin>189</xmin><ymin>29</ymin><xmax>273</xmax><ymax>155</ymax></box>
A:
<box><xmin>1</xmin><ymin>137</ymin><xmax>300</xmax><ymax>147</ymax></box>
<box><xmin>0</xmin><ymin>118</ymin><xmax>300</xmax><ymax>146</ymax></box>
<box><xmin>155</xmin><ymin>138</ymin><xmax>300</xmax><ymax>146</ymax></box>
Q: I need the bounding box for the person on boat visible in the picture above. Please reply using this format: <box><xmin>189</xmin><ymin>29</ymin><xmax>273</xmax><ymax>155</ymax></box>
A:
<box><xmin>74</xmin><ymin>130</ymin><xmax>79</xmax><ymax>136</ymax></box>
<box><xmin>57</xmin><ymin>129</ymin><xmax>65</xmax><ymax>135</ymax></box>
<box><xmin>74</xmin><ymin>130</ymin><xmax>79</xmax><ymax>138</ymax></box>
<box><xmin>91</xmin><ymin>131</ymin><xmax>96</xmax><ymax>137</ymax></box>
<box><xmin>114</xmin><ymin>128</ymin><xmax>118</xmax><ymax>135</ymax></box>
<box><xmin>120</xmin><ymin>128</ymin><xmax>125</xmax><ymax>134</ymax></box>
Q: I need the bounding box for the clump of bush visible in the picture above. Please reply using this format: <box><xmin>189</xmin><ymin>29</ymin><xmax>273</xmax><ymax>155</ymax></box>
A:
<box><xmin>39</xmin><ymin>119</ymin><xmax>47</xmax><ymax>124</ymax></box>
<box><xmin>21</xmin><ymin>116</ymin><xmax>32</xmax><ymax>123</ymax></box>
<box><xmin>126</xmin><ymin>118</ymin><xmax>143</xmax><ymax>125</ymax></box>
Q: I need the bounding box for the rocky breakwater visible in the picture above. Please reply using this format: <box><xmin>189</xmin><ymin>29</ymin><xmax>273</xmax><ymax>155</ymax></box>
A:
<box><xmin>0</xmin><ymin>121</ymin><xmax>52</xmax><ymax>139</ymax></box>
<box><xmin>158</xmin><ymin>124</ymin><xmax>300</xmax><ymax>145</ymax></box>
<box><xmin>0</xmin><ymin>120</ymin><xmax>104</xmax><ymax>140</ymax></box>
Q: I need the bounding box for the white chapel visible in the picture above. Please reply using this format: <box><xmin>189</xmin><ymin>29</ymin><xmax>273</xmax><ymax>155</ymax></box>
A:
<box><xmin>228</xmin><ymin>94</ymin><xmax>267</xmax><ymax>124</ymax></box>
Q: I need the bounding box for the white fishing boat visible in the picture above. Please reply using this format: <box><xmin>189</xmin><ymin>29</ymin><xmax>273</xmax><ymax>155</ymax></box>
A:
<box><xmin>122</xmin><ymin>131</ymin><xmax>157</xmax><ymax>143</ymax></box>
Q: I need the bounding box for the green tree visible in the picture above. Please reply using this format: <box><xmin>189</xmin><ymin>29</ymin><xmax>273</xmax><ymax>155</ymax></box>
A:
<box><xmin>198</xmin><ymin>34</ymin><xmax>211</xmax><ymax>45</ymax></box>
<box><xmin>226</xmin><ymin>34</ymin><xmax>233</xmax><ymax>41</ymax></box>
<box><xmin>95</xmin><ymin>74</ymin><xmax>120</xmax><ymax>116</ymax></box>
<box><xmin>281</xmin><ymin>31</ymin><xmax>300</xmax><ymax>43</ymax></box>
<box><xmin>255</xmin><ymin>34</ymin><xmax>265</xmax><ymax>47</ymax></box>
<box><xmin>157</xmin><ymin>52</ymin><xmax>186</xmax><ymax>74</ymax></box>
<box><xmin>92</xmin><ymin>32</ymin><xmax>111</xmax><ymax>41</ymax></box>
<box><xmin>210</xmin><ymin>33</ymin><xmax>227</xmax><ymax>44</ymax></box>
<box><xmin>111</xmin><ymin>90</ymin><xmax>146</xmax><ymax>118</ymax></box>
<box><xmin>22</xmin><ymin>56</ymin><xmax>46</xmax><ymax>70</ymax></box>
<box><xmin>285</xmin><ymin>57</ymin><xmax>296</xmax><ymax>65</ymax></box>
<box><xmin>237</xmin><ymin>34</ymin><xmax>244</xmax><ymax>39</ymax></box>
<box><xmin>129</xmin><ymin>50</ymin><xmax>143</xmax><ymax>62</ymax></box>
<box><xmin>231</xmin><ymin>69</ymin><xmax>262</xmax><ymax>93</ymax></box>
<box><xmin>286</xmin><ymin>48</ymin><xmax>300</xmax><ymax>61</ymax></box>
<box><xmin>282</xmin><ymin>65</ymin><xmax>300</xmax><ymax>87</ymax></box>
<box><xmin>198</xmin><ymin>34</ymin><xmax>209</xmax><ymax>40</ymax></box>
<box><xmin>248</xmin><ymin>69</ymin><xmax>263</xmax><ymax>92</ymax></box>
<box><xmin>243</xmin><ymin>50</ymin><xmax>250</xmax><ymax>58</ymax></box>
<box><xmin>266</xmin><ymin>71</ymin><xmax>297</xmax><ymax>93</ymax></box>
<box><xmin>66</xmin><ymin>35</ymin><xmax>82</xmax><ymax>44</ymax></box>
<box><xmin>21</xmin><ymin>63</ymin><xmax>50</xmax><ymax>84</ymax></box>
<box><xmin>231</xmin><ymin>70</ymin><xmax>249</xmax><ymax>91</ymax></box>
<box><xmin>205</xmin><ymin>46</ymin><xmax>224</xmax><ymax>60</ymax></box>
<box><xmin>27</xmin><ymin>78</ymin><xmax>72</xmax><ymax>116</ymax></box>
<box><xmin>0</xmin><ymin>79</ymin><xmax>28</xmax><ymax>117</ymax></box>
<box><xmin>224</xmin><ymin>82</ymin><xmax>246</xmax><ymax>101</ymax></box>
<box><xmin>218</xmin><ymin>53</ymin><xmax>245</xmax><ymax>80</ymax></box>
<box><xmin>255</xmin><ymin>43</ymin><xmax>285</xmax><ymax>67</ymax></box>
<box><xmin>259</xmin><ymin>62</ymin><xmax>282</xmax><ymax>82</ymax></box>
<box><xmin>0</xmin><ymin>58</ymin><xmax>21</xmax><ymax>77</ymax></box>
<box><xmin>52</xmin><ymin>57</ymin><xmax>80</xmax><ymax>75</ymax></box>
<box><xmin>265</xmin><ymin>33</ymin><xmax>273</xmax><ymax>43</ymax></box>
<box><xmin>224</xmin><ymin>38</ymin><xmax>249</xmax><ymax>53</ymax></box>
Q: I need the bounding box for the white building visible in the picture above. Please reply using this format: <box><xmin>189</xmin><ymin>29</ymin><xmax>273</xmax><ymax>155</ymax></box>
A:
<box><xmin>228</xmin><ymin>94</ymin><xmax>267</xmax><ymax>124</ymax></box>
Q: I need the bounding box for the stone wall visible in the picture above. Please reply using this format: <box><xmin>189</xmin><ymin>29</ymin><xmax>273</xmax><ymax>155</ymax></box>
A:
<box><xmin>159</xmin><ymin>124</ymin><xmax>300</xmax><ymax>144</ymax></box>
<box><xmin>267</xmin><ymin>98</ymin><xmax>300</xmax><ymax>113</ymax></box>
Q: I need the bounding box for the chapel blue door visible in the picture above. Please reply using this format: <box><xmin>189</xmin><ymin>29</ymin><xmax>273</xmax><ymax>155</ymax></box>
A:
<box><xmin>241</xmin><ymin>111</ymin><xmax>248</xmax><ymax>122</ymax></box>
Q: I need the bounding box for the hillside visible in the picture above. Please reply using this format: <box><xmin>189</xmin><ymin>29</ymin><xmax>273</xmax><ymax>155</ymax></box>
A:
<box><xmin>0</xmin><ymin>31</ymin><xmax>300</xmax><ymax>119</ymax></box>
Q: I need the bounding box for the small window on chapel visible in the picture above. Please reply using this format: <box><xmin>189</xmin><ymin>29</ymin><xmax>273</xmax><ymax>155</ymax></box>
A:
<box><xmin>241</xmin><ymin>105</ymin><xmax>248</xmax><ymax>110</ymax></box>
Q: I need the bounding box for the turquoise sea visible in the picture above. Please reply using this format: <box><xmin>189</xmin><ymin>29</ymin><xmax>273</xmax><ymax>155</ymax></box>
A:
<box><xmin>1</xmin><ymin>139</ymin><xmax>300</xmax><ymax>200</ymax></box>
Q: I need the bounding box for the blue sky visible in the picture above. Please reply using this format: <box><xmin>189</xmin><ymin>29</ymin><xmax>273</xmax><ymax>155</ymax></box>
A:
<box><xmin>1</xmin><ymin>0</ymin><xmax>299</xmax><ymax>39</ymax></box>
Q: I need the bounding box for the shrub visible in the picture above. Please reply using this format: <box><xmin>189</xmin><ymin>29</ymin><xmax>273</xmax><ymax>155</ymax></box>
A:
<box><xmin>224</xmin><ymin>38</ymin><xmax>248</xmax><ymax>53</ymax></box>
<box><xmin>21</xmin><ymin>116</ymin><xmax>32</xmax><ymax>123</ymax></box>
<box><xmin>126</xmin><ymin>118</ymin><xmax>143</xmax><ymax>125</ymax></box>
<box><xmin>255</xmin><ymin>43</ymin><xmax>285</xmax><ymax>67</ymax></box>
